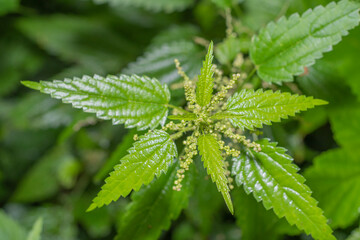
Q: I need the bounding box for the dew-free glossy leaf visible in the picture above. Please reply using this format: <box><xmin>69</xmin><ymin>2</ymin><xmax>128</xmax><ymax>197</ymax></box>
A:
<box><xmin>115</xmin><ymin>163</ymin><xmax>192</xmax><ymax>240</ymax></box>
<box><xmin>232</xmin><ymin>139</ymin><xmax>334</xmax><ymax>240</ymax></box>
<box><xmin>22</xmin><ymin>74</ymin><xmax>170</xmax><ymax>130</ymax></box>
<box><xmin>94</xmin><ymin>0</ymin><xmax>193</xmax><ymax>13</ymax></box>
<box><xmin>214</xmin><ymin>89</ymin><xmax>326</xmax><ymax>130</ymax></box>
<box><xmin>304</xmin><ymin>148</ymin><xmax>360</xmax><ymax>228</ymax></box>
<box><xmin>196</xmin><ymin>41</ymin><xmax>215</xmax><ymax>107</ymax></box>
<box><xmin>250</xmin><ymin>0</ymin><xmax>360</xmax><ymax>83</ymax></box>
<box><xmin>198</xmin><ymin>134</ymin><xmax>233</xmax><ymax>214</ymax></box>
<box><xmin>88</xmin><ymin>130</ymin><xmax>177</xmax><ymax>210</ymax></box>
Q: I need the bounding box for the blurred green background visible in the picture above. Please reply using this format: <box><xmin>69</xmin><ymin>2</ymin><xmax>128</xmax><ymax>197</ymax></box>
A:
<box><xmin>0</xmin><ymin>0</ymin><xmax>359</xmax><ymax>239</ymax></box>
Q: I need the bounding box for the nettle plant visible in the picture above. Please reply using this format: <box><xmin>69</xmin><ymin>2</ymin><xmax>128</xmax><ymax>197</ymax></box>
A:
<box><xmin>22</xmin><ymin>0</ymin><xmax>360</xmax><ymax>239</ymax></box>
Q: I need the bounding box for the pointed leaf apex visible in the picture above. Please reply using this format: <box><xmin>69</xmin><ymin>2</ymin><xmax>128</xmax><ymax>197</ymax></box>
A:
<box><xmin>86</xmin><ymin>203</ymin><xmax>97</xmax><ymax>212</ymax></box>
<box><xmin>227</xmin><ymin>200</ymin><xmax>234</xmax><ymax>215</ymax></box>
<box><xmin>208</xmin><ymin>41</ymin><xmax>214</xmax><ymax>54</ymax></box>
<box><xmin>313</xmin><ymin>99</ymin><xmax>328</xmax><ymax>106</ymax></box>
<box><xmin>21</xmin><ymin>81</ymin><xmax>41</xmax><ymax>91</ymax></box>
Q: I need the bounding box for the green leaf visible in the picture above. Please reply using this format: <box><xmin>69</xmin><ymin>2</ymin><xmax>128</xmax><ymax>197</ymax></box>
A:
<box><xmin>148</xmin><ymin>25</ymin><xmax>200</xmax><ymax>49</ymax></box>
<box><xmin>13</xmin><ymin>206</ymin><xmax>77</xmax><ymax>240</ymax></box>
<box><xmin>329</xmin><ymin>104</ymin><xmax>360</xmax><ymax>149</ymax></box>
<box><xmin>348</xmin><ymin>226</ymin><xmax>360</xmax><ymax>240</ymax></box>
<box><xmin>250</xmin><ymin>0</ymin><xmax>360</xmax><ymax>83</ymax></box>
<box><xmin>186</xmin><ymin>157</ymin><xmax>224</xmax><ymax>234</ymax></box>
<box><xmin>0</xmin><ymin>0</ymin><xmax>19</xmax><ymax>16</ymax></box>
<box><xmin>0</xmin><ymin>34</ymin><xmax>43</xmax><ymax>97</ymax></box>
<box><xmin>214</xmin><ymin>89</ymin><xmax>326</xmax><ymax>130</ymax></box>
<box><xmin>233</xmin><ymin>188</ymin><xmax>299</xmax><ymax>240</ymax></box>
<box><xmin>94</xmin><ymin>0</ymin><xmax>193</xmax><ymax>13</ymax></box>
<box><xmin>94</xmin><ymin>129</ymin><xmax>137</xmax><ymax>183</ymax></box>
<box><xmin>242</xmin><ymin>0</ymin><xmax>286</xmax><ymax>31</ymax></box>
<box><xmin>115</xmin><ymin>163</ymin><xmax>192</xmax><ymax>240</ymax></box>
<box><xmin>22</xmin><ymin>74</ymin><xmax>170</xmax><ymax>130</ymax></box>
<box><xmin>16</xmin><ymin>15</ymin><xmax>137</xmax><ymax>74</ymax></box>
<box><xmin>10</xmin><ymin>93</ymin><xmax>82</xmax><ymax>130</ymax></box>
<box><xmin>198</xmin><ymin>134</ymin><xmax>233</xmax><ymax>214</ymax></box>
<box><xmin>12</xmin><ymin>146</ymin><xmax>76</xmax><ymax>203</ymax></box>
<box><xmin>167</xmin><ymin>113</ymin><xmax>197</xmax><ymax>121</ymax></box>
<box><xmin>124</xmin><ymin>40</ymin><xmax>203</xmax><ymax>84</ymax></box>
<box><xmin>232</xmin><ymin>139</ymin><xmax>335</xmax><ymax>240</ymax></box>
<box><xmin>296</xmin><ymin>59</ymin><xmax>353</xmax><ymax>105</ymax></box>
<box><xmin>0</xmin><ymin>210</ymin><xmax>27</xmax><ymax>240</ymax></box>
<box><xmin>211</xmin><ymin>0</ymin><xmax>243</xmax><ymax>9</ymax></box>
<box><xmin>196</xmin><ymin>41</ymin><xmax>215</xmax><ymax>107</ymax></box>
<box><xmin>304</xmin><ymin>148</ymin><xmax>360</xmax><ymax>228</ymax></box>
<box><xmin>88</xmin><ymin>130</ymin><xmax>177</xmax><ymax>210</ymax></box>
<box><xmin>26</xmin><ymin>218</ymin><xmax>43</xmax><ymax>240</ymax></box>
<box><xmin>215</xmin><ymin>37</ymin><xmax>243</xmax><ymax>65</ymax></box>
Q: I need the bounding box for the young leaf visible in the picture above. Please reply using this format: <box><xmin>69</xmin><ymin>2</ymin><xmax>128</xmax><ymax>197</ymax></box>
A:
<box><xmin>213</xmin><ymin>89</ymin><xmax>326</xmax><ymax>130</ymax></box>
<box><xmin>232</xmin><ymin>139</ymin><xmax>335</xmax><ymax>240</ymax></box>
<box><xmin>304</xmin><ymin>148</ymin><xmax>360</xmax><ymax>228</ymax></box>
<box><xmin>22</xmin><ymin>74</ymin><xmax>170</xmax><ymax>130</ymax></box>
<box><xmin>196</xmin><ymin>41</ymin><xmax>215</xmax><ymax>107</ymax></box>
<box><xmin>115</xmin><ymin>163</ymin><xmax>192</xmax><ymax>240</ymax></box>
<box><xmin>198</xmin><ymin>134</ymin><xmax>233</xmax><ymax>214</ymax></box>
<box><xmin>250</xmin><ymin>0</ymin><xmax>360</xmax><ymax>83</ymax></box>
<box><xmin>94</xmin><ymin>0</ymin><xmax>193</xmax><ymax>13</ymax></box>
<box><xmin>88</xmin><ymin>130</ymin><xmax>177</xmax><ymax>211</ymax></box>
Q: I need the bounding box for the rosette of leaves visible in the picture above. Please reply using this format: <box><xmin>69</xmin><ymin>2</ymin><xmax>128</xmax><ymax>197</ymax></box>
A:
<box><xmin>22</xmin><ymin>1</ymin><xmax>360</xmax><ymax>239</ymax></box>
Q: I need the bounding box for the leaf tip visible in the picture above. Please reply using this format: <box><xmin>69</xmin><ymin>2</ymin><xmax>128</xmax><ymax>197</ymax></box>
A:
<box><xmin>21</xmin><ymin>81</ymin><xmax>41</xmax><ymax>91</ymax></box>
<box><xmin>208</xmin><ymin>40</ymin><xmax>214</xmax><ymax>53</ymax></box>
<box><xmin>314</xmin><ymin>98</ymin><xmax>328</xmax><ymax>106</ymax></box>
<box><xmin>86</xmin><ymin>203</ymin><xmax>97</xmax><ymax>212</ymax></box>
<box><xmin>228</xmin><ymin>202</ymin><xmax>234</xmax><ymax>215</ymax></box>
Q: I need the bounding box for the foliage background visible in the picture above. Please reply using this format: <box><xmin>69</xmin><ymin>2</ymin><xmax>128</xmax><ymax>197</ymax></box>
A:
<box><xmin>0</xmin><ymin>0</ymin><xmax>359</xmax><ymax>239</ymax></box>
